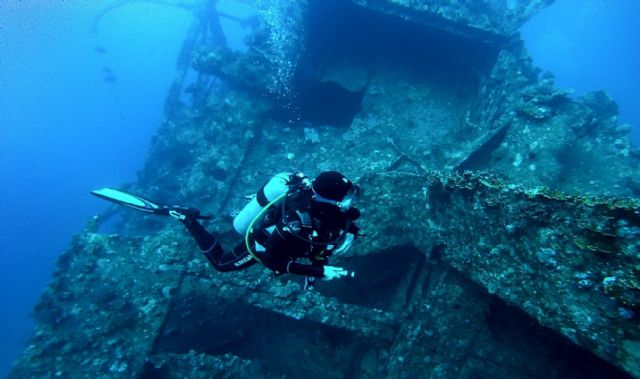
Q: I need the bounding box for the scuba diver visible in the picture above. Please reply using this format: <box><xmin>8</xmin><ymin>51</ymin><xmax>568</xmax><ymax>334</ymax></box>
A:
<box><xmin>92</xmin><ymin>171</ymin><xmax>361</xmax><ymax>290</ymax></box>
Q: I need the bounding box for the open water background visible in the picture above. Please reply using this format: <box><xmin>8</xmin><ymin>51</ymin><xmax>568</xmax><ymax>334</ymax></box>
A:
<box><xmin>0</xmin><ymin>0</ymin><xmax>638</xmax><ymax>376</ymax></box>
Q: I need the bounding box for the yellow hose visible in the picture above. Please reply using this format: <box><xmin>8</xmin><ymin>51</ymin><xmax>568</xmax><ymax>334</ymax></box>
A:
<box><xmin>244</xmin><ymin>192</ymin><xmax>287</xmax><ymax>264</ymax></box>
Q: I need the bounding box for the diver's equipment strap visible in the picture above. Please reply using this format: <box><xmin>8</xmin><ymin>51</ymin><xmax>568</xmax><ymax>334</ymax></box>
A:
<box><xmin>256</xmin><ymin>184</ymin><xmax>269</xmax><ymax>207</ymax></box>
<box><xmin>168</xmin><ymin>207</ymin><xmax>211</xmax><ymax>221</ymax></box>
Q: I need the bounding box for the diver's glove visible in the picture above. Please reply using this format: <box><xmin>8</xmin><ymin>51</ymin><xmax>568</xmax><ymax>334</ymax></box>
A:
<box><xmin>322</xmin><ymin>266</ymin><xmax>355</xmax><ymax>280</ymax></box>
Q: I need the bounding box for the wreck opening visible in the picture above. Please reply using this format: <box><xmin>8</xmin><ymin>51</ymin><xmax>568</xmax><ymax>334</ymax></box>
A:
<box><xmin>303</xmin><ymin>0</ymin><xmax>500</xmax><ymax>96</ymax></box>
<box><xmin>266</xmin><ymin>0</ymin><xmax>500</xmax><ymax>129</ymax></box>
<box><xmin>265</xmin><ymin>80</ymin><xmax>366</xmax><ymax>128</ymax></box>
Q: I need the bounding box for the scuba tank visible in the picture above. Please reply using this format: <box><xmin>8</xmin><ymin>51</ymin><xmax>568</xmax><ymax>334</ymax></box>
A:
<box><xmin>233</xmin><ymin>172</ymin><xmax>294</xmax><ymax>235</ymax></box>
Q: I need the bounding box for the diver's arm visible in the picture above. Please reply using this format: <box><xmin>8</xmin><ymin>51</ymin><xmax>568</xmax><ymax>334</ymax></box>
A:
<box><xmin>262</xmin><ymin>253</ymin><xmax>325</xmax><ymax>277</ymax></box>
<box><xmin>260</xmin><ymin>231</ymin><xmax>326</xmax><ymax>277</ymax></box>
<box><xmin>288</xmin><ymin>261</ymin><xmax>325</xmax><ymax>277</ymax></box>
<box><xmin>261</xmin><ymin>245</ymin><xmax>352</xmax><ymax>279</ymax></box>
<box><xmin>344</xmin><ymin>207</ymin><xmax>361</xmax><ymax>236</ymax></box>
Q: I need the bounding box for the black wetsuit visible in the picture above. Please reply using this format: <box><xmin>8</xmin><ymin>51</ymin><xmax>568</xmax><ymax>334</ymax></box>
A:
<box><xmin>182</xmin><ymin>182</ymin><xmax>360</xmax><ymax>277</ymax></box>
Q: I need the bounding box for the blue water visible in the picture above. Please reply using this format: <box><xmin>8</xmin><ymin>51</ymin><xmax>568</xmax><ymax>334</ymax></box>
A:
<box><xmin>0</xmin><ymin>0</ymin><xmax>638</xmax><ymax>377</ymax></box>
<box><xmin>0</xmin><ymin>2</ymin><xmax>192</xmax><ymax>376</ymax></box>
<box><xmin>522</xmin><ymin>0</ymin><xmax>640</xmax><ymax>145</ymax></box>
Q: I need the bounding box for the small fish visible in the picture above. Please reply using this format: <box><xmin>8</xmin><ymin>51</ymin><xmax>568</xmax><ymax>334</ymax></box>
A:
<box><xmin>94</xmin><ymin>46</ymin><xmax>107</xmax><ymax>54</ymax></box>
<box><xmin>103</xmin><ymin>74</ymin><xmax>117</xmax><ymax>83</ymax></box>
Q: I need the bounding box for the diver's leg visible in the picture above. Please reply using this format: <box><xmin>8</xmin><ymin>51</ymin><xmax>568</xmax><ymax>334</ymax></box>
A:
<box><xmin>181</xmin><ymin>218</ymin><xmax>256</xmax><ymax>272</ymax></box>
<box><xmin>181</xmin><ymin>217</ymin><xmax>217</xmax><ymax>251</ymax></box>
<box><xmin>203</xmin><ymin>242</ymin><xmax>257</xmax><ymax>272</ymax></box>
<box><xmin>221</xmin><ymin>243</ymin><xmax>258</xmax><ymax>270</ymax></box>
